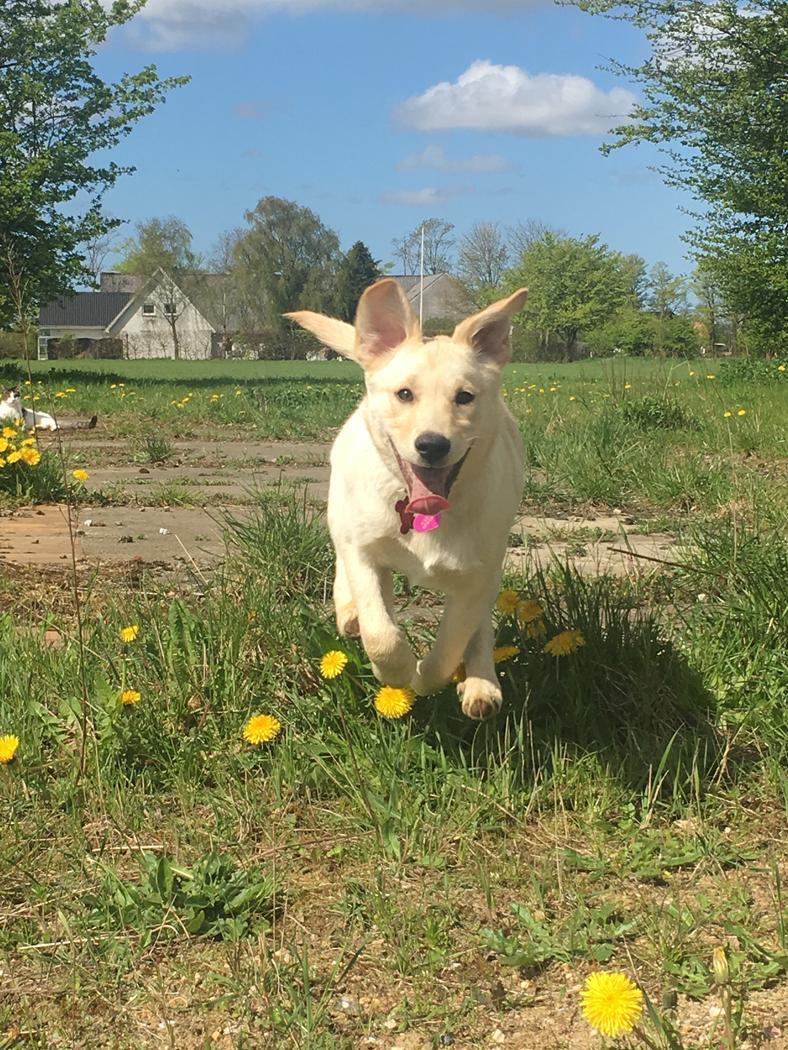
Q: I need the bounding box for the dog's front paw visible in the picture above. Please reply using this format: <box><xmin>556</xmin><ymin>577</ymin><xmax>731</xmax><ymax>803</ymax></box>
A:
<box><xmin>336</xmin><ymin>601</ymin><xmax>360</xmax><ymax>637</ymax></box>
<box><xmin>457</xmin><ymin>677</ymin><xmax>502</xmax><ymax>720</ymax></box>
<box><xmin>412</xmin><ymin>658</ymin><xmax>450</xmax><ymax>696</ymax></box>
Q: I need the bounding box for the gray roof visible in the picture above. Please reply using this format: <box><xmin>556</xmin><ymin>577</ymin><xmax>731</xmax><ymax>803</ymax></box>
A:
<box><xmin>39</xmin><ymin>291</ymin><xmax>131</xmax><ymax>328</ymax></box>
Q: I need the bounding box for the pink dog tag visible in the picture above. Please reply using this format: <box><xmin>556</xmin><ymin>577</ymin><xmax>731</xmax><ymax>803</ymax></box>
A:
<box><xmin>413</xmin><ymin>513</ymin><xmax>442</xmax><ymax>532</ymax></box>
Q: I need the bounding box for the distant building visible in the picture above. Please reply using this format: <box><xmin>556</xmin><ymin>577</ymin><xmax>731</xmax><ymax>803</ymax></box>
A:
<box><xmin>38</xmin><ymin>270</ymin><xmax>220</xmax><ymax>360</ymax></box>
<box><xmin>389</xmin><ymin>273</ymin><xmax>470</xmax><ymax>325</ymax></box>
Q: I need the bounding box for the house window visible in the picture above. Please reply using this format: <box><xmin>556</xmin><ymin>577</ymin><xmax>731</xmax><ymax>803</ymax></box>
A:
<box><xmin>142</xmin><ymin>302</ymin><xmax>155</xmax><ymax>316</ymax></box>
<box><xmin>163</xmin><ymin>302</ymin><xmax>176</xmax><ymax>316</ymax></box>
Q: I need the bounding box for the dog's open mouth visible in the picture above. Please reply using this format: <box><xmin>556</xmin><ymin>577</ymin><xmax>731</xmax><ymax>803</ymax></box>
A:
<box><xmin>393</xmin><ymin>447</ymin><xmax>469</xmax><ymax>515</ymax></box>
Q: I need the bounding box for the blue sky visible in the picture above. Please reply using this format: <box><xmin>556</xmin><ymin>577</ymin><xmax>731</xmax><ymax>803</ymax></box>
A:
<box><xmin>95</xmin><ymin>1</ymin><xmax>697</xmax><ymax>276</ymax></box>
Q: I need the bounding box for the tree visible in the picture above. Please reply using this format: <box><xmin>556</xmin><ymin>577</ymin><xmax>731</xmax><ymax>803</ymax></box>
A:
<box><xmin>0</xmin><ymin>0</ymin><xmax>186</xmax><ymax>337</ymax></box>
<box><xmin>508</xmin><ymin>219</ymin><xmax>557</xmax><ymax>261</ymax></box>
<box><xmin>334</xmin><ymin>241</ymin><xmax>381</xmax><ymax>322</ymax></box>
<box><xmin>575</xmin><ymin>0</ymin><xmax>788</xmax><ymax>352</ymax></box>
<box><xmin>392</xmin><ymin>219</ymin><xmax>455</xmax><ymax>276</ymax></box>
<box><xmin>231</xmin><ymin>196</ymin><xmax>340</xmax><ymax>357</ymax></box>
<box><xmin>117</xmin><ymin>216</ymin><xmax>202</xmax><ymax>275</ymax></box>
<box><xmin>617</xmin><ymin>253</ymin><xmax>648</xmax><ymax>309</ymax></box>
<box><xmin>117</xmin><ymin>217</ymin><xmax>202</xmax><ymax>360</ymax></box>
<box><xmin>457</xmin><ymin>222</ymin><xmax>510</xmax><ymax>303</ymax></box>
<box><xmin>503</xmin><ymin>232</ymin><xmax>630</xmax><ymax>357</ymax></box>
<box><xmin>83</xmin><ymin>226</ymin><xmax>119</xmax><ymax>287</ymax></box>
<box><xmin>646</xmin><ymin>262</ymin><xmax>688</xmax><ymax>319</ymax></box>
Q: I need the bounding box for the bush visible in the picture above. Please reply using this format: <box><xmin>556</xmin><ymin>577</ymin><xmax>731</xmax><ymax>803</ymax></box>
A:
<box><xmin>586</xmin><ymin>311</ymin><xmax>700</xmax><ymax>357</ymax></box>
<box><xmin>0</xmin><ymin>423</ymin><xmax>69</xmax><ymax>502</ymax></box>
<box><xmin>0</xmin><ymin>330</ymin><xmax>35</xmax><ymax>360</ymax></box>
<box><xmin>716</xmin><ymin>356</ymin><xmax>787</xmax><ymax>384</ymax></box>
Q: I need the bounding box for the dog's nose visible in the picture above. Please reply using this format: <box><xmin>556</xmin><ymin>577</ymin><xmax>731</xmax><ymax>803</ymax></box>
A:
<box><xmin>415</xmin><ymin>431</ymin><xmax>451</xmax><ymax>465</ymax></box>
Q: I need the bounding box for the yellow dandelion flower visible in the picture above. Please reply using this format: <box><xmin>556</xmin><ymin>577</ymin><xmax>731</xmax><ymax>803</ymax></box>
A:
<box><xmin>706</xmin><ymin>373</ymin><xmax>716</xmax><ymax>380</ymax></box>
<box><xmin>55</xmin><ymin>391</ymin><xmax>66</xmax><ymax>398</ymax></box>
<box><xmin>72</xmin><ymin>469</ymin><xmax>89</xmax><ymax>482</ymax></box>
<box><xmin>119</xmin><ymin>625</ymin><xmax>140</xmax><ymax>643</ymax></box>
<box><xmin>21</xmin><ymin>436</ymin><xmax>36</xmax><ymax>446</ymax></box>
<box><xmin>374</xmin><ymin>686</ymin><xmax>415</xmax><ymax>719</ymax></box>
<box><xmin>737</xmin><ymin>408</ymin><xmax>746</xmax><ymax>416</ymax></box>
<box><xmin>496</xmin><ymin>589</ymin><xmax>520</xmax><ymax>615</ymax></box>
<box><xmin>527</xmin><ymin>619</ymin><xmax>547</xmax><ymax>640</ymax></box>
<box><xmin>778</xmin><ymin>364</ymin><xmax>786</xmax><ymax>372</ymax></box>
<box><xmin>624</xmin><ymin>383</ymin><xmax>632</xmax><ymax>389</ymax></box>
<box><xmin>516</xmin><ymin>599</ymin><xmax>543</xmax><ymax>625</ymax></box>
<box><xmin>0</xmin><ymin>439</ymin><xmax>7</xmax><ymax>453</ymax></box>
<box><xmin>494</xmin><ymin>645</ymin><xmax>520</xmax><ymax>664</ymax></box>
<box><xmin>19</xmin><ymin>447</ymin><xmax>41</xmax><ymax>466</ymax></box>
<box><xmin>544</xmin><ymin>629</ymin><xmax>585</xmax><ymax>656</ymax></box>
<box><xmin>121</xmin><ymin>689</ymin><xmax>141</xmax><ymax>706</ymax></box>
<box><xmin>243</xmin><ymin>713</ymin><xmax>282</xmax><ymax>745</ymax></box>
<box><xmin>689</xmin><ymin>370</ymin><xmax>696</xmax><ymax>376</ymax></box>
<box><xmin>3</xmin><ymin>427</ymin><xmax>17</xmax><ymax>439</ymax></box>
<box><xmin>320</xmin><ymin>650</ymin><xmax>348</xmax><ymax>679</ymax></box>
<box><xmin>0</xmin><ymin>734</ymin><xmax>20</xmax><ymax>764</ymax></box>
<box><xmin>0</xmin><ymin>458</ymin><xmax>6</xmax><ymax>467</ymax></box>
<box><xmin>65</xmin><ymin>388</ymin><xmax>76</xmax><ymax>393</ymax></box>
<box><xmin>724</xmin><ymin>410</ymin><xmax>732</xmax><ymax>418</ymax></box>
<box><xmin>7</xmin><ymin>450</ymin><xmax>21</xmax><ymax>464</ymax></box>
<box><xmin>712</xmin><ymin>946</ymin><xmax>729</xmax><ymax>985</ymax></box>
<box><xmin>581</xmin><ymin>972</ymin><xmax>643</xmax><ymax>1038</ymax></box>
<box><xmin>110</xmin><ymin>383</ymin><xmax>117</xmax><ymax>389</ymax></box>
<box><xmin>569</xmin><ymin>395</ymin><xmax>577</xmax><ymax>401</ymax></box>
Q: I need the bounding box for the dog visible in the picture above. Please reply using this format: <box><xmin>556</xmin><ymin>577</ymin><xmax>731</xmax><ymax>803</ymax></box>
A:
<box><xmin>287</xmin><ymin>278</ymin><xmax>528</xmax><ymax>719</ymax></box>
<box><xmin>0</xmin><ymin>388</ymin><xmax>97</xmax><ymax>431</ymax></box>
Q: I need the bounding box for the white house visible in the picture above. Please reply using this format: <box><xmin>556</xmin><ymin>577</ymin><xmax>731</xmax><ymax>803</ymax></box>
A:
<box><xmin>38</xmin><ymin>269</ymin><xmax>216</xmax><ymax>360</ymax></box>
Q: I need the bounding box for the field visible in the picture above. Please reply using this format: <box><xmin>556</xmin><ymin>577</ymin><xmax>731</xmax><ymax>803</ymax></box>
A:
<box><xmin>1</xmin><ymin>354</ymin><xmax>787</xmax><ymax>1049</ymax></box>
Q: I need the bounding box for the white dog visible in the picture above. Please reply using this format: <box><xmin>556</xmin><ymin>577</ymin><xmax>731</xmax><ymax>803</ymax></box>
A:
<box><xmin>288</xmin><ymin>279</ymin><xmax>528</xmax><ymax>719</ymax></box>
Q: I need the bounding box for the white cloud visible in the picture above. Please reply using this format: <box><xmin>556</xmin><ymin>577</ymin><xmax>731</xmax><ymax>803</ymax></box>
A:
<box><xmin>398</xmin><ymin>144</ymin><xmax>511</xmax><ymax>174</ymax></box>
<box><xmin>396</xmin><ymin>60</ymin><xmax>637</xmax><ymax>137</ymax></box>
<box><xmin>380</xmin><ymin>186</ymin><xmax>472</xmax><ymax>206</ymax></box>
<box><xmin>127</xmin><ymin>0</ymin><xmax>548</xmax><ymax>48</ymax></box>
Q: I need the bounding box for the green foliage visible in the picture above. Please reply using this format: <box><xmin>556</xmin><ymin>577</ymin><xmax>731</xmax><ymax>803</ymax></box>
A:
<box><xmin>503</xmin><ymin>232</ymin><xmax>630</xmax><ymax>355</ymax></box>
<box><xmin>577</xmin><ymin>0</ymin><xmax>788</xmax><ymax>354</ymax></box>
<box><xmin>716</xmin><ymin>357</ymin><xmax>787</xmax><ymax>385</ymax></box>
<box><xmin>586</xmin><ymin>310</ymin><xmax>700</xmax><ymax>357</ymax></box>
<box><xmin>85</xmin><ymin>851</ymin><xmax>276</xmax><ymax>945</ymax></box>
<box><xmin>620</xmin><ymin>395</ymin><xmax>697</xmax><ymax>430</ymax></box>
<box><xmin>232</xmin><ymin>196</ymin><xmax>341</xmax><ymax>349</ymax></box>
<box><xmin>0</xmin><ymin>0</ymin><xmax>187</xmax><ymax>327</ymax></box>
<box><xmin>117</xmin><ymin>216</ymin><xmax>202</xmax><ymax>275</ymax></box>
<box><xmin>483</xmin><ymin>900</ymin><xmax>637</xmax><ymax>970</ymax></box>
<box><xmin>334</xmin><ymin>241</ymin><xmax>381</xmax><ymax>322</ymax></box>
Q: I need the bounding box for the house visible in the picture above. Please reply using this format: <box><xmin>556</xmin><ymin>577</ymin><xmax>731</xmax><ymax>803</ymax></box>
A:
<box><xmin>38</xmin><ymin>269</ymin><xmax>217</xmax><ymax>360</ymax></box>
<box><xmin>390</xmin><ymin>273</ymin><xmax>471</xmax><ymax>326</ymax></box>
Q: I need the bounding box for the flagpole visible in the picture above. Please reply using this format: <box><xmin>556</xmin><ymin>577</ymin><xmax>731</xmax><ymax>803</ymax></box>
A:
<box><xmin>419</xmin><ymin>224</ymin><xmax>425</xmax><ymax>328</ymax></box>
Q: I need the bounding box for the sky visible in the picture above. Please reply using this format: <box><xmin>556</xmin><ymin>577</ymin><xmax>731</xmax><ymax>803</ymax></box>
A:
<box><xmin>93</xmin><ymin>0</ymin><xmax>697</xmax><ymax>276</ymax></box>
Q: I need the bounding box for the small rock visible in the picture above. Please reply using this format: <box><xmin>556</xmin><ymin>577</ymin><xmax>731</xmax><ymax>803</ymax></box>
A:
<box><xmin>338</xmin><ymin>996</ymin><xmax>361</xmax><ymax>1016</ymax></box>
<box><xmin>159</xmin><ymin>527</ymin><xmax>170</xmax><ymax>535</ymax></box>
<box><xmin>139</xmin><ymin>467</ymin><xmax>150</xmax><ymax>474</ymax></box>
<box><xmin>119</xmin><ymin>535</ymin><xmax>134</xmax><ymax>543</ymax></box>
<box><xmin>31</xmin><ymin>539</ymin><xmax>39</xmax><ymax>545</ymax></box>
<box><xmin>491</xmin><ymin>1030</ymin><xmax>506</xmax><ymax>1045</ymax></box>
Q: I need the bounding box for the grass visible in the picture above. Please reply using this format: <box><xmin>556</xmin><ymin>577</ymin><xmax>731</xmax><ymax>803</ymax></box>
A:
<box><xmin>1</xmin><ymin>355</ymin><xmax>786</xmax><ymax>1047</ymax></box>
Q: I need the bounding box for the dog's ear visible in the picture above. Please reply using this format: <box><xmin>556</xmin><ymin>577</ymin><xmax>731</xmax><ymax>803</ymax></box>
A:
<box><xmin>452</xmin><ymin>288</ymin><xmax>528</xmax><ymax>367</ymax></box>
<box><xmin>284</xmin><ymin>311</ymin><xmax>356</xmax><ymax>358</ymax></box>
<box><xmin>354</xmin><ymin>279</ymin><xmax>419</xmax><ymax>369</ymax></box>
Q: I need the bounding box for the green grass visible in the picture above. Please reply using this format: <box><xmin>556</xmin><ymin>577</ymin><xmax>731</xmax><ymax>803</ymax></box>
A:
<box><xmin>1</xmin><ymin>355</ymin><xmax>786</xmax><ymax>1046</ymax></box>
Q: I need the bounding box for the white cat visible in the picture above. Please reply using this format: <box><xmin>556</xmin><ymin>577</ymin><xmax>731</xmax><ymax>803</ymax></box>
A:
<box><xmin>0</xmin><ymin>388</ymin><xmax>96</xmax><ymax>431</ymax></box>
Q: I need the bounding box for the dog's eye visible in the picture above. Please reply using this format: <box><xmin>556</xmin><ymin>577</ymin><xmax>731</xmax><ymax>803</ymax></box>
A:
<box><xmin>455</xmin><ymin>390</ymin><xmax>475</xmax><ymax>406</ymax></box>
<box><xmin>396</xmin><ymin>388</ymin><xmax>414</xmax><ymax>403</ymax></box>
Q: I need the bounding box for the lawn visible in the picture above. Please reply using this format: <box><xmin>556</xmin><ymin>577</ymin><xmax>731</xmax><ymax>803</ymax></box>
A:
<box><xmin>0</xmin><ymin>353</ymin><xmax>786</xmax><ymax>1048</ymax></box>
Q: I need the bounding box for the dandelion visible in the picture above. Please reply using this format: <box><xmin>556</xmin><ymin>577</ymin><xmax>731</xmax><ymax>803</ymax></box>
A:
<box><xmin>496</xmin><ymin>589</ymin><xmax>519</xmax><ymax>615</ymax></box>
<box><xmin>119</xmin><ymin>625</ymin><xmax>140</xmax><ymax>643</ymax></box>
<box><xmin>374</xmin><ymin>686</ymin><xmax>415</xmax><ymax>719</ymax></box>
<box><xmin>65</xmin><ymin>388</ymin><xmax>76</xmax><ymax>394</ymax></box>
<box><xmin>516</xmin><ymin>599</ymin><xmax>543</xmax><ymax>625</ymax></box>
<box><xmin>581</xmin><ymin>972</ymin><xmax>643</xmax><ymax>1038</ymax></box>
<box><xmin>494</xmin><ymin>645</ymin><xmax>520</xmax><ymax>664</ymax></box>
<box><xmin>2</xmin><ymin>427</ymin><xmax>16</xmax><ymax>439</ymax></box>
<box><xmin>19</xmin><ymin>447</ymin><xmax>41</xmax><ymax>466</ymax></box>
<box><xmin>689</xmin><ymin>370</ymin><xmax>696</xmax><ymax>376</ymax></box>
<box><xmin>121</xmin><ymin>689</ymin><xmax>141</xmax><ymax>706</ymax></box>
<box><xmin>55</xmin><ymin>391</ymin><xmax>66</xmax><ymax>398</ymax></box>
<box><xmin>778</xmin><ymin>364</ymin><xmax>786</xmax><ymax>372</ymax></box>
<box><xmin>712</xmin><ymin>946</ymin><xmax>730</xmax><ymax>985</ymax></box>
<box><xmin>624</xmin><ymin>383</ymin><xmax>632</xmax><ymax>390</ymax></box>
<box><xmin>526</xmin><ymin>619</ymin><xmax>547</xmax><ymax>640</ymax></box>
<box><xmin>320</xmin><ymin>650</ymin><xmax>348</xmax><ymax>679</ymax></box>
<box><xmin>724</xmin><ymin>410</ymin><xmax>733</xmax><ymax>418</ymax></box>
<box><xmin>110</xmin><ymin>384</ymin><xmax>117</xmax><ymax>389</ymax></box>
<box><xmin>544</xmin><ymin>629</ymin><xmax>585</xmax><ymax>656</ymax></box>
<box><xmin>243</xmin><ymin>713</ymin><xmax>282</xmax><ymax>744</ymax></box>
<box><xmin>7</xmin><ymin>451</ymin><xmax>21</xmax><ymax>464</ymax></box>
<box><xmin>737</xmin><ymin>408</ymin><xmax>746</xmax><ymax>416</ymax></box>
<box><xmin>72</xmin><ymin>469</ymin><xmax>89</xmax><ymax>482</ymax></box>
<box><xmin>706</xmin><ymin>373</ymin><xmax>716</xmax><ymax>380</ymax></box>
<box><xmin>0</xmin><ymin>734</ymin><xmax>20</xmax><ymax>764</ymax></box>
<box><xmin>569</xmin><ymin>395</ymin><xmax>577</xmax><ymax>401</ymax></box>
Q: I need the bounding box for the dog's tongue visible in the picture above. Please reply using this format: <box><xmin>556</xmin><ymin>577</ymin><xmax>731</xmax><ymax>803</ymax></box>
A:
<box><xmin>406</xmin><ymin>467</ymin><xmax>451</xmax><ymax>516</ymax></box>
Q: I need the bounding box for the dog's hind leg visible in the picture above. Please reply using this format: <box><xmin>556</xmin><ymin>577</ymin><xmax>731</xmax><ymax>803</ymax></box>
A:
<box><xmin>334</xmin><ymin>555</ymin><xmax>359</xmax><ymax>637</ymax></box>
